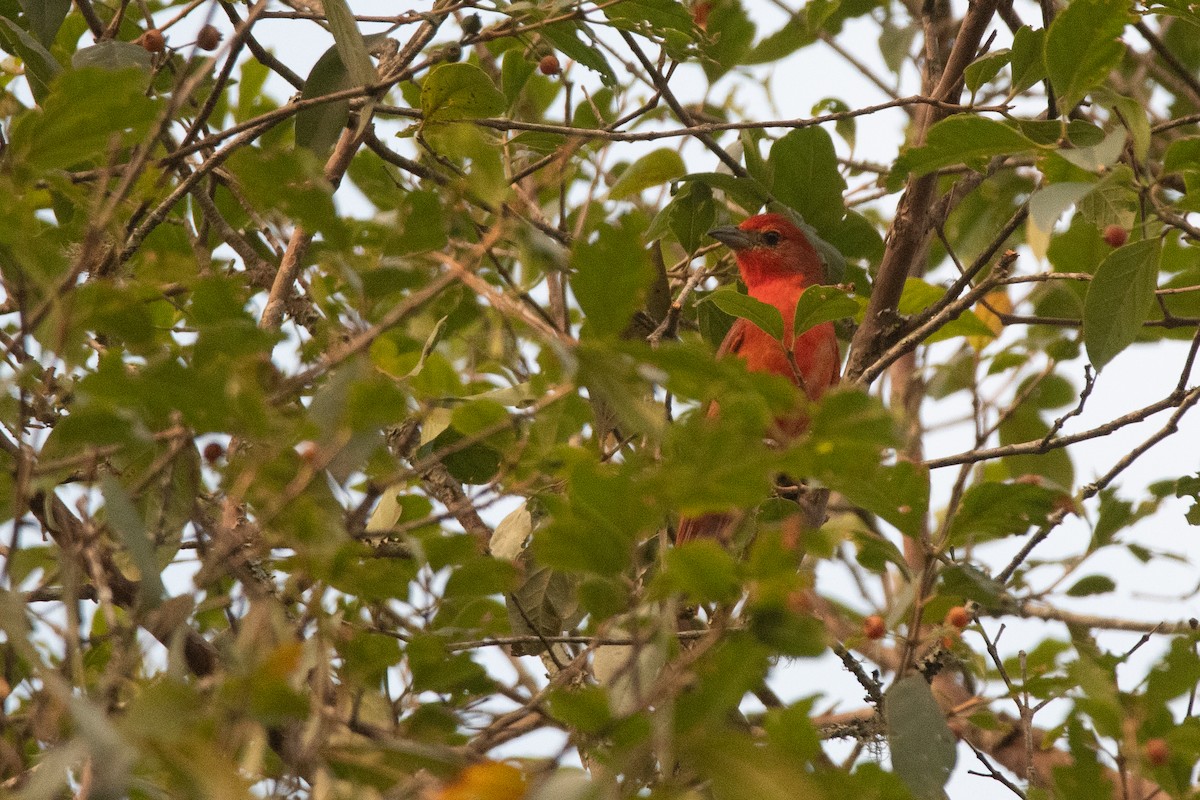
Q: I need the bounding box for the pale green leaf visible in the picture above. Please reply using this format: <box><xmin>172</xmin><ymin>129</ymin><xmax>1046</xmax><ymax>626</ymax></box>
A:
<box><xmin>609</xmin><ymin>149</ymin><xmax>685</xmax><ymax>200</ymax></box>
<box><xmin>71</xmin><ymin>40</ymin><xmax>152</xmax><ymax>72</ymax></box>
<box><xmin>886</xmin><ymin>675</ymin><xmax>957</xmax><ymax>800</ymax></box>
<box><xmin>323</xmin><ymin>0</ymin><xmax>377</xmax><ymax>86</ymax></box>
<box><xmin>1027</xmin><ymin>182</ymin><xmax>1095</xmax><ymax>260</ymax></box>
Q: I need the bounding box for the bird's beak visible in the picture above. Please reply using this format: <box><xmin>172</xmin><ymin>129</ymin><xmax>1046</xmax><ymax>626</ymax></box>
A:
<box><xmin>707</xmin><ymin>225</ymin><xmax>753</xmax><ymax>251</ymax></box>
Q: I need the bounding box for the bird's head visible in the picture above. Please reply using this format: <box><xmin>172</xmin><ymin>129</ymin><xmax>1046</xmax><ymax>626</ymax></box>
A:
<box><xmin>707</xmin><ymin>213</ymin><xmax>824</xmax><ymax>287</ymax></box>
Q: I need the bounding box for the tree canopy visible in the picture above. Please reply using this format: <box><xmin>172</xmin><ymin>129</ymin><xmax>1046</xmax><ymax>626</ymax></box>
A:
<box><xmin>1</xmin><ymin>0</ymin><xmax>1200</xmax><ymax>798</ymax></box>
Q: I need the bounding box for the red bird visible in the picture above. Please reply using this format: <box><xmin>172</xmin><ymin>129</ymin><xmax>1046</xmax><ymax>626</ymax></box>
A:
<box><xmin>676</xmin><ymin>213</ymin><xmax>841</xmax><ymax>544</ymax></box>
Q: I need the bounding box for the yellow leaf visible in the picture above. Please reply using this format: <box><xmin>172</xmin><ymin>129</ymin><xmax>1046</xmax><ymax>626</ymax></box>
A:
<box><xmin>436</xmin><ymin>762</ymin><xmax>526</xmax><ymax>800</ymax></box>
<box><xmin>969</xmin><ymin>289</ymin><xmax>1011</xmax><ymax>350</ymax></box>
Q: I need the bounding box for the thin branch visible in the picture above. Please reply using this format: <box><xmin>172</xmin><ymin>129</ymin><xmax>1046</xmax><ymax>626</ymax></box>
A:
<box><xmin>1012</xmin><ymin>602</ymin><xmax>1200</xmax><ymax>634</ymax></box>
<box><xmin>996</xmin><ymin>386</ymin><xmax>1200</xmax><ymax>582</ymax></box>
<box><xmin>925</xmin><ymin>384</ymin><xmax>1198</xmax><ymax>471</ymax></box>
<box><xmin>860</xmin><ymin>250</ymin><xmax>1017</xmax><ymax>385</ymax></box>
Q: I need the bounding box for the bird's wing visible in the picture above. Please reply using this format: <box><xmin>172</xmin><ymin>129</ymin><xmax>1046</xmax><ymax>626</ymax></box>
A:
<box><xmin>715</xmin><ymin>317</ymin><xmax>749</xmax><ymax>360</ymax></box>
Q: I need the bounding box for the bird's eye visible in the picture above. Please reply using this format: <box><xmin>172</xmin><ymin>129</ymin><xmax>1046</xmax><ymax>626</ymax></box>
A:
<box><xmin>761</xmin><ymin>230</ymin><xmax>782</xmax><ymax>246</ymax></box>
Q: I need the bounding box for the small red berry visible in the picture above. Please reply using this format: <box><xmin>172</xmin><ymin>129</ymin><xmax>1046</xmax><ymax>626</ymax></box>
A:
<box><xmin>538</xmin><ymin>54</ymin><xmax>561</xmax><ymax>76</ymax></box>
<box><xmin>863</xmin><ymin>614</ymin><xmax>886</xmax><ymax>640</ymax></box>
<box><xmin>1103</xmin><ymin>224</ymin><xmax>1129</xmax><ymax>248</ymax></box>
<box><xmin>945</xmin><ymin>606</ymin><xmax>970</xmax><ymax>629</ymax></box>
<box><xmin>1145</xmin><ymin>738</ymin><xmax>1170</xmax><ymax>766</ymax></box>
<box><xmin>138</xmin><ymin>28</ymin><xmax>166</xmax><ymax>53</ymax></box>
<box><xmin>196</xmin><ymin>24</ymin><xmax>222</xmax><ymax>51</ymax></box>
<box><xmin>202</xmin><ymin>442</ymin><xmax>225</xmax><ymax>463</ymax></box>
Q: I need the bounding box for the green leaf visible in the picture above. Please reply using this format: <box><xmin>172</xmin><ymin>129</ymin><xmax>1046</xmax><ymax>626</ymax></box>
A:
<box><xmin>704</xmin><ymin>288</ymin><xmax>784</xmax><ymax>340</ymax></box>
<box><xmin>825</xmin><ymin>210</ymin><xmax>884</xmax><ymax>262</ymax></box>
<box><xmin>421</xmin><ymin>63</ymin><xmax>506</xmax><ymax>122</ymax></box>
<box><xmin>71</xmin><ymin>40</ymin><xmax>153</xmax><ymax>72</ymax></box>
<box><xmin>659</xmin><ymin>540</ymin><xmax>742</xmax><ymax>604</ymax></box>
<box><xmin>323</xmin><ymin>0</ymin><xmax>377</xmax><ymax>86</ymax></box>
<box><xmin>1010</xmin><ymin>26</ymin><xmax>1047</xmax><ymax>93</ymax></box>
<box><xmin>768</xmin><ymin>127</ymin><xmax>847</xmax><ymax>234</ymax></box>
<box><xmin>1065</xmin><ymin>574</ymin><xmax>1117</xmax><ymax>596</ymax></box>
<box><xmin>814</xmin><ymin>96</ymin><xmax>855</xmax><ymax>149</ymax></box>
<box><xmin>19</xmin><ymin>0</ymin><xmax>69</xmax><ymax>46</ymax></box>
<box><xmin>1100</xmin><ymin>93</ymin><xmax>1150</xmax><ymax>162</ymax></box>
<box><xmin>602</xmin><ymin>0</ymin><xmax>697</xmax><ymax>41</ymax></box>
<box><xmin>964</xmin><ymin>49</ymin><xmax>1010</xmax><ymax>94</ymax></box>
<box><xmin>500</xmin><ymin>49</ymin><xmax>535</xmax><ymax>104</ymax></box>
<box><xmin>661</xmin><ymin>180</ymin><xmax>717</xmax><ymax>253</ymax></box>
<box><xmin>227</xmin><ymin>145</ymin><xmax>345</xmax><ymax>245</ymax></box>
<box><xmin>792</xmin><ymin>285</ymin><xmax>860</xmax><ymax>336</ymax></box>
<box><xmin>1146</xmin><ymin>636</ymin><xmax>1200</xmax><ymax>707</ymax></box>
<box><xmin>435</xmin><ymin>435</ymin><xmax>502</xmax><ymax>485</ymax></box>
<box><xmin>534</xmin><ymin>460</ymin><xmax>650</xmax><ymax>575</ymax></box>
<box><xmin>506</xmin><ymin>562</ymin><xmax>580</xmax><ymax>644</ymax></box>
<box><xmin>0</xmin><ymin>16</ymin><xmax>62</xmax><ymax>102</ymax></box>
<box><xmin>896</xmin><ymin>278</ymin><xmax>996</xmax><ymax>342</ymax></box>
<box><xmin>835</xmin><ymin>460</ymin><xmax>929</xmax><ymax>539</ymax></box>
<box><xmin>788</xmin><ymin>390</ymin><xmax>929</xmax><ymax>538</ymax></box>
<box><xmin>340</xmin><ymin>631</ymin><xmax>402</xmax><ymax>687</ymax></box>
<box><xmin>609</xmin><ymin>148</ymin><xmax>686</xmax><ymax>200</ymax></box>
<box><xmin>879</xmin><ymin>18</ymin><xmax>917</xmax><ymax>74</ymax></box>
<box><xmin>749</xmin><ymin>602</ymin><xmax>827</xmax><ymax>657</ymax></box>
<box><xmin>296</xmin><ymin>44</ymin><xmax>352</xmax><ymax>155</ymax></box>
<box><xmin>571</xmin><ymin>217</ymin><xmax>654</xmax><ymax>337</ymax></box>
<box><xmin>679</xmin><ymin>172</ymin><xmax>770</xmax><ymax>213</ymax></box>
<box><xmin>892</xmin><ymin>117</ymin><xmax>1038</xmax><ymax>184</ymax></box>
<box><xmin>1164</xmin><ymin>137</ymin><xmax>1200</xmax><ymax>177</ymax></box>
<box><xmin>548</xmin><ymin>686</ymin><xmax>616</xmax><ymax>735</ymax></box>
<box><xmin>542</xmin><ymin>21</ymin><xmax>616</xmax><ymax>86</ymax></box>
<box><xmin>407</xmin><ymin>635</ymin><xmax>492</xmax><ymax>695</ymax></box>
<box><xmin>939</xmin><ymin>564</ymin><xmax>1004</xmax><ymax>607</ymax></box>
<box><xmin>1083</xmin><ymin>239</ymin><xmax>1162</xmax><ymax>369</ymax></box>
<box><xmin>763</xmin><ymin>701</ymin><xmax>823</xmax><ymax>762</ymax></box>
<box><xmin>1045</xmin><ymin>0</ymin><xmax>1130</xmax><ymax>113</ymax></box>
<box><xmin>701</xmin><ymin>0</ymin><xmax>756</xmax><ymax>78</ymax></box>
<box><xmin>745</xmin><ymin>16</ymin><xmax>809</xmax><ymax>65</ymax></box>
<box><xmin>947</xmin><ymin>482</ymin><xmax>1060</xmax><ymax>545</ymax></box>
<box><xmin>885</xmin><ymin>675</ymin><xmax>957</xmax><ymax>800</ymax></box>
<box><xmin>7</xmin><ymin>67</ymin><xmax>159</xmax><ymax>171</ymax></box>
